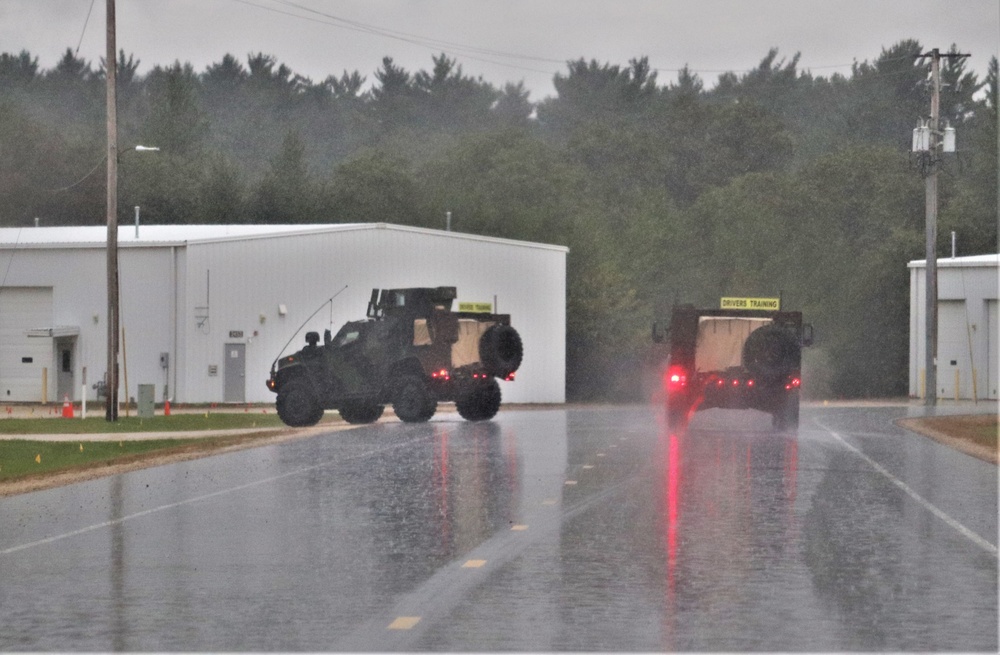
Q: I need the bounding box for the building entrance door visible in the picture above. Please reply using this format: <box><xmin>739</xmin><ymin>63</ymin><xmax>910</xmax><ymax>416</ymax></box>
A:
<box><xmin>223</xmin><ymin>343</ymin><xmax>246</xmax><ymax>403</ymax></box>
<box><xmin>55</xmin><ymin>337</ymin><xmax>75</xmax><ymax>401</ymax></box>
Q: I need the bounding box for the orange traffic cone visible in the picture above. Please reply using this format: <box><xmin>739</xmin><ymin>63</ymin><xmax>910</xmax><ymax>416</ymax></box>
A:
<box><xmin>62</xmin><ymin>394</ymin><xmax>74</xmax><ymax>418</ymax></box>
<box><xmin>164</xmin><ymin>398</ymin><xmax>171</xmax><ymax>416</ymax></box>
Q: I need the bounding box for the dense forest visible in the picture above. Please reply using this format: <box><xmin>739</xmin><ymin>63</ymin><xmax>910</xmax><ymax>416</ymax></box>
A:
<box><xmin>0</xmin><ymin>41</ymin><xmax>996</xmax><ymax>401</ymax></box>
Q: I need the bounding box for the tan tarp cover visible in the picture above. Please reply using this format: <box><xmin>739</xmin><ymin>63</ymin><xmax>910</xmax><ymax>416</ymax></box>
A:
<box><xmin>413</xmin><ymin>319</ymin><xmax>432</xmax><ymax>346</ymax></box>
<box><xmin>695</xmin><ymin>317</ymin><xmax>772</xmax><ymax>372</ymax></box>
<box><xmin>452</xmin><ymin>319</ymin><xmax>494</xmax><ymax>367</ymax></box>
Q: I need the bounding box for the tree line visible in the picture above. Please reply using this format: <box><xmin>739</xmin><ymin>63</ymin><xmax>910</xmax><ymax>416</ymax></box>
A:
<box><xmin>0</xmin><ymin>41</ymin><xmax>996</xmax><ymax>400</ymax></box>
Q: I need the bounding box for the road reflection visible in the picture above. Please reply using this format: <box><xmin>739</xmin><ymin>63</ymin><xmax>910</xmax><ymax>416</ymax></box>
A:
<box><xmin>656</xmin><ymin>411</ymin><xmax>801</xmax><ymax>650</ymax></box>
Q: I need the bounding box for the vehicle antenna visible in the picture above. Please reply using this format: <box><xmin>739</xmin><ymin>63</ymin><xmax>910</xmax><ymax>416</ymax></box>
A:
<box><xmin>271</xmin><ymin>285</ymin><xmax>348</xmax><ymax>372</ymax></box>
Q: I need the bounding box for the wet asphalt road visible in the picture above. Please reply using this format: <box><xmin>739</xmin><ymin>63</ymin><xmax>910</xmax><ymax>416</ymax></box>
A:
<box><xmin>1</xmin><ymin>404</ymin><xmax>996</xmax><ymax>651</ymax></box>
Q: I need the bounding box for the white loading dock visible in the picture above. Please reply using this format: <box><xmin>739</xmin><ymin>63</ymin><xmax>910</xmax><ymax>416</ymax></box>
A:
<box><xmin>908</xmin><ymin>253</ymin><xmax>999</xmax><ymax>400</ymax></box>
<box><xmin>0</xmin><ymin>223</ymin><xmax>567</xmax><ymax>406</ymax></box>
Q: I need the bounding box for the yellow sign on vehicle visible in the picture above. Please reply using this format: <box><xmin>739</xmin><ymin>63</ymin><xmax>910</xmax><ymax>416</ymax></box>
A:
<box><xmin>459</xmin><ymin>301</ymin><xmax>493</xmax><ymax>313</ymax></box>
<box><xmin>720</xmin><ymin>297</ymin><xmax>781</xmax><ymax>311</ymax></box>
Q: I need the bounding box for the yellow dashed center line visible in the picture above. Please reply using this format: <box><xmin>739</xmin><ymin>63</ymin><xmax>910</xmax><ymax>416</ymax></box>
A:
<box><xmin>388</xmin><ymin>616</ymin><xmax>421</xmax><ymax>630</ymax></box>
<box><xmin>582</xmin><ymin>464</ymin><xmax>594</xmax><ymax>469</ymax></box>
<box><xmin>564</xmin><ymin>480</ymin><xmax>577</xmax><ymax>486</ymax></box>
<box><xmin>463</xmin><ymin>559</ymin><xmax>487</xmax><ymax>568</ymax></box>
<box><xmin>541</xmin><ymin>499</ymin><xmax>557</xmax><ymax>506</ymax></box>
<box><xmin>511</xmin><ymin>524</ymin><xmax>529</xmax><ymax>531</ymax></box>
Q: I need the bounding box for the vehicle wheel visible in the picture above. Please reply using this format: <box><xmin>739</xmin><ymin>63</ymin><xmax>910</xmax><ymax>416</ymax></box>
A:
<box><xmin>667</xmin><ymin>401</ymin><xmax>688</xmax><ymax>430</ymax></box>
<box><xmin>456</xmin><ymin>378</ymin><xmax>502</xmax><ymax>421</ymax></box>
<box><xmin>479</xmin><ymin>325</ymin><xmax>523</xmax><ymax>378</ymax></box>
<box><xmin>276</xmin><ymin>381</ymin><xmax>323</xmax><ymax>427</ymax></box>
<box><xmin>339</xmin><ymin>402</ymin><xmax>384</xmax><ymax>424</ymax></box>
<box><xmin>393</xmin><ymin>375</ymin><xmax>436</xmax><ymax>423</ymax></box>
<box><xmin>772</xmin><ymin>392</ymin><xmax>800</xmax><ymax>431</ymax></box>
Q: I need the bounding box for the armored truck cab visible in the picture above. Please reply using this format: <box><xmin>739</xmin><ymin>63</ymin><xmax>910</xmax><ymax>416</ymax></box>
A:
<box><xmin>267</xmin><ymin>287</ymin><xmax>523</xmax><ymax>427</ymax></box>
<box><xmin>654</xmin><ymin>301</ymin><xmax>813</xmax><ymax>430</ymax></box>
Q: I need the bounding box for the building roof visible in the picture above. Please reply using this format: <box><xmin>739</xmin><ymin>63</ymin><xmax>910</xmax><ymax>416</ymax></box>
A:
<box><xmin>0</xmin><ymin>223</ymin><xmax>568</xmax><ymax>252</ymax></box>
<box><xmin>908</xmin><ymin>253</ymin><xmax>999</xmax><ymax>269</ymax></box>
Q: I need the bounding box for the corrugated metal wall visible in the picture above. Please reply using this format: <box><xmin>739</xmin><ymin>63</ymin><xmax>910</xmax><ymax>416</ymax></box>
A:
<box><xmin>908</xmin><ymin>257</ymin><xmax>999</xmax><ymax>400</ymax></box>
<box><xmin>180</xmin><ymin>225</ymin><xmax>566</xmax><ymax>404</ymax></box>
<box><xmin>0</xmin><ymin>226</ymin><xmax>566</xmax><ymax>406</ymax></box>
<box><xmin>0</xmin><ymin>245</ymin><xmax>174</xmax><ymax>404</ymax></box>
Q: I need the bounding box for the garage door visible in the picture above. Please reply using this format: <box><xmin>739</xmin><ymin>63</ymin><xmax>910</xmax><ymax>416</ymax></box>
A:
<box><xmin>937</xmin><ymin>301</ymin><xmax>970</xmax><ymax>399</ymax></box>
<box><xmin>988</xmin><ymin>299</ymin><xmax>998</xmax><ymax>400</ymax></box>
<box><xmin>0</xmin><ymin>287</ymin><xmax>53</xmax><ymax>401</ymax></box>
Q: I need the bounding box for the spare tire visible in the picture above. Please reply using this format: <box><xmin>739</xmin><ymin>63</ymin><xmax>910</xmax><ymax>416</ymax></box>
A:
<box><xmin>742</xmin><ymin>324</ymin><xmax>799</xmax><ymax>382</ymax></box>
<box><xmin>479</xmin><ymin>324</ymin><xmax>523</xmax><ymax>378</ymax></box>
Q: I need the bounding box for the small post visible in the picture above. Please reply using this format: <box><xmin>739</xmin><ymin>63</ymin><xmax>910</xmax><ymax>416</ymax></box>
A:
<box><xmin>446</xmin><ymin>211</ymin><xmax>452</xmax><ymax>231</ymax></box>
<box><xmin>135</xmin><ymin>205</ymin><xmax>140</xmax><ymax>238</ymax></box>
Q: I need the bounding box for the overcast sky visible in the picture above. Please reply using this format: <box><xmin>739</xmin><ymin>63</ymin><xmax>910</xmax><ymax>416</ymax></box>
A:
<box><xmin>1</xmin><ymin>0</ymin><xmax>997</xmax><ymax>100</ymax></box>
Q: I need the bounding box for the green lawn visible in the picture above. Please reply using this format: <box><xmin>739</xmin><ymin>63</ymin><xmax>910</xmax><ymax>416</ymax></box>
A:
<box><xmin>0</xmin><ymin>437</ymin><xmax>222</xmax><ymax>481</ymax></box>
<box><xmin>0</xmin><ymin>412</ymin><xmax>290</xmax><ymax>435</ymax></box>
<box><xmin>0</xmin><ymin>412</ymin><xmax>340</xmax><ymax>483</ymax></box>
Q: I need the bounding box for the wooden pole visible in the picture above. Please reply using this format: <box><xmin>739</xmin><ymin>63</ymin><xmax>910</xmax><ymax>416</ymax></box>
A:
<box><xmin>105</xmin><ymin>0</ymin><xmax>119</xmax><ymax>421</ymax></box>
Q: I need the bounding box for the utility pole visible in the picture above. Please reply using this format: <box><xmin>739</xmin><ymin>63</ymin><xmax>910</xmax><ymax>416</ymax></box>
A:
<box><xmin>106</xmin><ymin>0</ymin><xmax>119</xmax><ymax>421</ymax></box>
<box><xmin>914</xmin><ymin>48</ymin><xmax>968</xmax><ymax>407</ymax></box>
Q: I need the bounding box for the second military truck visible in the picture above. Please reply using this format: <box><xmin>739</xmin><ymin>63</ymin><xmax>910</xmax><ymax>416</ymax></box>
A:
<box><xmin>267</xmin><ymin>286</ymin><xmax>523</xmax><ymax>427</ymax></box>
<box><xmin>654</xmin><ymin>299</ymin><xmax>813</xmax><ymax>430</ymax></box>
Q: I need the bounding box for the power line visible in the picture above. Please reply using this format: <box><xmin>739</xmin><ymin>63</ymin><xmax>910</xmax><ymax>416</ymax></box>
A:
<box><xmin>75</xmin><ymin>0</ymin><xmax>98</xmax><ymax>56</ymax></box>
<box><xmin>230</xmin><ymin>0</ymin><xmax>954</xmax><ymax>87</ymax></box>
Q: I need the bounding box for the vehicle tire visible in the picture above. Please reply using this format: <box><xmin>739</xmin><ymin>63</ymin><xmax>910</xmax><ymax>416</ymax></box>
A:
<box><xmin>456</xmin><ymin>378</ymin><xmax>502</xmax><ymax>421</ymax></box>
<box><xmin>393</xmin><ymin>375</ymin><xmax>436</xmax><ymax>423</ymax></box>
<box><xmin>276</xmin><ymin>380</ymin><xmax>323</xmax><ymax>427</ymax></box>
<box><xmin>479</xmin><ymin>324</ymin><xmax>523</xmax><ymax>378</ymax></box>
<box><xmin>666</xmin><ymin>398</ymin><xmax>689</xmax><ymax>430</ymax></box>
<box><xmin>339</xmin><ymin>402</ymin><xmax>384</xmax><ymax>424</ymax></box>
<box><xmin>742</xmin><ymin>325</ymin><xmax>799</xmax><ymax>382</ymax></box>
<box><xmin>772</xmin><ymin>392</ymin><xmax>800</xmax><ymax>431</ymax></box>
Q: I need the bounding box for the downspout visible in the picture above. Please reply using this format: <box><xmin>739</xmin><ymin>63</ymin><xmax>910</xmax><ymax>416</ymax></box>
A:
<box><xmin>171</xmin><ymin>245</ymin><xmax>178</xmax><ymax>403</ymax></box>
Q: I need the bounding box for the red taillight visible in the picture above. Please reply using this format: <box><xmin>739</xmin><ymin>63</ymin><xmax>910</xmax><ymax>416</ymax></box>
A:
<box><xmin>665</xmin><ymin>366</ymin><xmax>687</xmax><ymax>389</ymax></box>
<box><xmin>431</xmin><ymin>369</ymin><xmax>450</xmax><ymax>380</ymax></box>
<box><xmin>747</xmin><ymin>379</ymin><xmax>755</xmax><ymax>387</ymax></box>
<box><xmin>505</xmin><ymin>372</ymin><xmax>515</xmax><ymax>381</ymax></box>
<box><xmin>785</xmin><ymin>377</ymin><xmax>801</xmax><ymax>390</ymax></box>
<box><xmin>731</xmin><ymin>379</ymin><xmax>740</xmax><ymax>387</ymax></box>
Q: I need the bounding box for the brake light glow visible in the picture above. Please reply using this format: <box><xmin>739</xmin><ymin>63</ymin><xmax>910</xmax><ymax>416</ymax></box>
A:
<box><xmin>505</xmin><ymin>372</ymin><xmax>516</xmax><ymax>381</ymax></box>
<box><xmin>431</xmin><ymin>369</ymin><xmax>450</xmax><ymax>380</ymax></box>
<box><xmin>731</xmin><ymin>379</ymin><xmax>740</xmax><ymax>387</ymax></box>
<box><xmin>747</xmin><ymin>379</ymin><xmax>755</xmax><ymax>387</ymax></box>
<box><xmin>785</xmin><ymin>377</ymin><xmax>801</xmax><ymax>390</ymax></box>
<box><xmin>665</xmin><ymin>366</ymin><xmax>687</xmax><ymax>389</ymax></box>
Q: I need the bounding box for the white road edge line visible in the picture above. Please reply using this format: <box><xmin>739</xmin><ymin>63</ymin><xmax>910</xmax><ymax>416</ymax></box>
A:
<box><xmin>818</xmin><ymin>421</ymin><xmax>998</xmax><ymax>557</ymax></box>
<box><xmin>2</xmin><ymin>439</ymin><xmax>418</xmax><ymax>557</ymax></box>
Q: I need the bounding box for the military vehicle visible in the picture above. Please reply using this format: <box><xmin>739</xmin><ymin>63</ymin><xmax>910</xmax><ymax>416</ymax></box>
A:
<box><xmin>653</xmin><ymin>298</ymin><xmax>813</xmax><ymax>430</ymax></box>
<box><xmin>267</xmin><ymin>287</ymin><xmax>522</xmax><ymax>426</ymax></box>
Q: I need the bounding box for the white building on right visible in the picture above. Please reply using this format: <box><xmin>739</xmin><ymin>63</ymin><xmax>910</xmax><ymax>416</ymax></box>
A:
<box><xmin>908</xmin><ymin>253</ymin><xmax>999</xmax><ymax>400</ymax></box>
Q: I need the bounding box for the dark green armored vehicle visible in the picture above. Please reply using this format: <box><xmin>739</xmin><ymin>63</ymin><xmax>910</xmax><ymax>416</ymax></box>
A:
<box><xmin>267</xmin><ymin>287</ymin><xmax>523</xmax><ymax>427</ymax></box>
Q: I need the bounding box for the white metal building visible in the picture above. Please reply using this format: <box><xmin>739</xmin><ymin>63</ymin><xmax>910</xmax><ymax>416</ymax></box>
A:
<box><xmin>0</xmin><ymin>223</ymin><xmax>567</xmax><ymax>406</ymax></box>
<box><xmin>908</xmin><ymin>253</ymin><xmax>999</xmax><ymax>400</ymax></box>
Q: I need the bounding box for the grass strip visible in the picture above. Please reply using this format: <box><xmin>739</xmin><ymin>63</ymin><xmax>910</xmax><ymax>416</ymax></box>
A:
<box><xmin>0</xmin><ymin>413</ymin><xmax>297</xmax><ymax>435</ymax></box>
<box><xmin>0</xmin><ymin>437</ymin><xmax>222</xmax><ymax>482</ymax></box>
<box><xmin>919</xmin><ymin>414</ymin><xmax>998</xmax><ymax>451</ymax></box>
